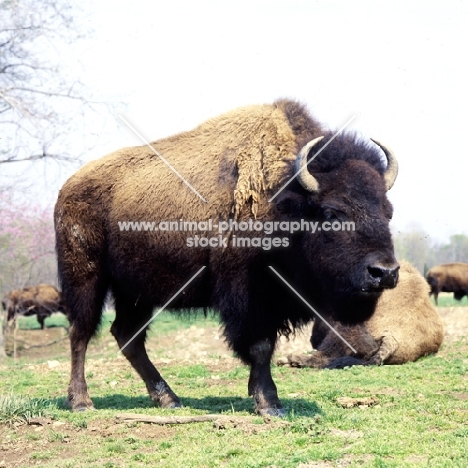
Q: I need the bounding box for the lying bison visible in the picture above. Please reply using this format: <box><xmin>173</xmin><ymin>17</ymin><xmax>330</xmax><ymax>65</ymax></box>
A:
<box><xmin>55</xmin><ymin>99</ymin><xmax>399</xmax><ymax>415</ymax></box>
<box><xmin>2</xmin><ymin>284</ymin><xmax>65</xmax><ymax>329</ymax></box>
<box><xmin>426</xmin><ymin>262</ymin><xmax>468</xmax><ymax>305</ymax></box>
<box><xmin>278</xmin><ymin>261</ymin><xmax>444</xmax><ymax>368</ymax></box>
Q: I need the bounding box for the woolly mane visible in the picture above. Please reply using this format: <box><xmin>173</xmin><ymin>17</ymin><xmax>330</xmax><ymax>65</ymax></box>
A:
<box><xmin>306</xmin><ymin>133</ymin><xmax>388</xmax><ymax>176</ymax></box>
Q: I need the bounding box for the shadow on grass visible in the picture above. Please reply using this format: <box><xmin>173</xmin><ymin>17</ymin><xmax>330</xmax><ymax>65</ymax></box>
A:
<box><xmin>48</xmin><ymin>393</ymin><xmax>322</xmax><ymax>417</ymax></box>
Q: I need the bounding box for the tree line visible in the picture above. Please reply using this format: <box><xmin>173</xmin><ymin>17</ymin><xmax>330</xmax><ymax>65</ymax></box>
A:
<box><xmin>393</xmin><ymin>229</ymin><xmax>468</xmax><ymax>276</ymax></box>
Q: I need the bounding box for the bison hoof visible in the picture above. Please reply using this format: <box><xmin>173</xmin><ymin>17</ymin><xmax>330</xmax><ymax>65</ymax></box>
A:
<box><xmin>65</xmin><ymin>398</ymin><xmax>95</xmax><ymax>412</ymax></box>
<box><xmin>276</xmin><ymin>357</ymin><xmax>290</xmax><ymax>366</ymax></box>
<box><xmin>64</xmin><ymin>398</ymin><xmax>94</xmax><ymax>412</ymax></box>
<box><xmin>162</xmin><ymin>401</ymin><xmax>183</xmax><ymax>409</ymax></box>
<box><xmin>73</xmin><ymin>405</ymin><xmax>95</xmax><ymax>412</ymax></box>
<box><xmin>258</xmin><ymin>407</ymin><xmax>286</xmax><ymax>418</ymax></box>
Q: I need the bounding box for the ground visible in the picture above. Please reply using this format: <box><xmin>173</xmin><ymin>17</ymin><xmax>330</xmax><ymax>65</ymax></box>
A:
<box><xmin>4</xmin><ymin>305</ymin><xmax>467</xmax><ymax>362</ymax></box>
<box><xmin>0</xmin><ymin>304</ymin><xmax>467</xmax><ymax>467</ymax></box>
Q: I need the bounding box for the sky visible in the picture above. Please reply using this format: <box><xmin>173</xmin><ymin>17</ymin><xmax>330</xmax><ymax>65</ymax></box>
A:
<box><xmin>12</xmin><ymin>0</ymin><xmax>468</xmax><ymax>242</ymax></box>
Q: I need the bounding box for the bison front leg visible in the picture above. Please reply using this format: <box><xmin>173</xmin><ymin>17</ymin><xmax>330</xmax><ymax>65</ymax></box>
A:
<box><xmin>247</xmin><ymin>338</ymin><xmax>285</xmax><ymax>417</ymax></box>
<box><xmin>368</xmin><ymin>335</ymin><xmax>399</xmax><ymax>365</ymax></box>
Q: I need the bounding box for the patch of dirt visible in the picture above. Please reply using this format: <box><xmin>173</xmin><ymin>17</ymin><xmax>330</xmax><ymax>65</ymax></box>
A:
<box><xmin>3</xmin><ymin>326</ymin><xmax>69</xmax><ymax>360</ymax></box>
<box><xmin>0</xmin><ymin>413</ymin><xmax>291</xmax><ymax>467</ymax></box>
<box><xmin>0</xmin><ymin>417</ymin><xmax>176</xmax><ymax>468</ymax></box>
<box><xmin>436</xmin><ymin>307</ymin><xmax>468</xmax><ymax>343</ymax></box>
<box><xmin>336</xmin><ymin>396</ymin><xmax>380</xmax><ymax>409</ymax></box>
<box><xmin>147</xmin><ymin>322</ymin><xmax>316</xmax><ymax>364</ymax></box>
<box><xmin>87</xmin><ymin>417</ymin><xmax>176</xmax><ymax>440</ymax></box>
<box><xmin>212</xmin><ymin>415</ymin><xmax>290</xmax><ymax>434</ymax></box>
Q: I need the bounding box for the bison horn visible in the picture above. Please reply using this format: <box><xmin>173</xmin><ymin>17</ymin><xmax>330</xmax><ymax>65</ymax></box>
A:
<box><xmin>295</xmin><ymin>136</ymin><xmax>324</xmax><ymax>193</ymax></box>
<box><xmin>371</xmin><ymin>138</ymin><xmax>398</xmax><ymax>191</ymax></box>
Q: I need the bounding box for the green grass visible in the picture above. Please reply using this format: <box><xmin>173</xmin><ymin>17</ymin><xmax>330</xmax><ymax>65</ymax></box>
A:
<box><xmin>15</xmin><ymin>309</ymin><xmax>220</xmax><ymax>332</ymax></box>
<box><xmin>14</xmin><ymin>312</ymin><xmax>71</xmax><ymax>330</ymax></box>
<box><xmin>1</xmin><ymin>312</ymin><xmax>468</xmax><ymax>467</ymax></box>
<box><xmin>2</xmin><ymin>351</ymin><xmax>468</xmax><ymax>467</ymax></box>
<box><xmin>0</xmin><ymin>393</ymin><xmax>56</xmax><ymax>425</ymax></box>
<box><xmin>432</xmin><ymin>294</ymin><xmax>468</xmax><ymax>307</ymax></box>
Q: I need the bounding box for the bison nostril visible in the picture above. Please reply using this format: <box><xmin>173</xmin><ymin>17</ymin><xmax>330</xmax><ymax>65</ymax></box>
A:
<box><xmin>368</xmin><ymin>266</ymin><xmax>385</xmax><ymax>279</ymax></box>
<box><xmin>368</xmin><ymin>264</ymin><xmax>399</xmax><ymax>288</ymax></box>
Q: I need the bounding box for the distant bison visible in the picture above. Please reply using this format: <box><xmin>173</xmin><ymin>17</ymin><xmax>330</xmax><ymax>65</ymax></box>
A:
<box><xmin>278</xmin><ymin>261</ymin><xmax>444</xmax><ymax>368</ymax></box>
<box><xmin>2</xmin><ymin>284</ymin><xmax>65</xmax><ymax>329</ymax></box>
<box><xmin>55</xmin><ymin>99</ymin><xmax>399</xmax><ymax>415</ymax></box>
<box><xmin>426</xmin><ymin>262</ymin><xmax>468</xmax><ymax>305</ymax></box>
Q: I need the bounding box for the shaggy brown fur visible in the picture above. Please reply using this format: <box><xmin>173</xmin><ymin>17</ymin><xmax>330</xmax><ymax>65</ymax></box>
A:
<box><xmin>55</xmin><ymin>99</ymin><xmax>399</xmax><ymax>416</ymax></box>
<box><xmin>278</xmin><ymin>261</ymin><xmax>444</xmax><ymax>368</ymax></box>
<box><xmin>2</xmin><ymin>284</ymin><xmax>65</xmax><ymax>329</ymax></box>
<box><xmin>426</xmin><ymin>262</ymin><xmax>468</xmax><ymax>305</ymax></box>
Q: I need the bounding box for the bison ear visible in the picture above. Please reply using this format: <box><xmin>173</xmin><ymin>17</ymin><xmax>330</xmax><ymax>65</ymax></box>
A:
<box><xmin>274</xmin><ymin>191</ymin><xmax>307</xmax><ymax>216</ymax></box>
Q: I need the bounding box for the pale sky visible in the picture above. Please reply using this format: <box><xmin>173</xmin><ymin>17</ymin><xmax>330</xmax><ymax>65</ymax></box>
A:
<box><xmin>15</xmin><ymin>0</ymin><xmax>468</xmax><ymax>242</ymax></box>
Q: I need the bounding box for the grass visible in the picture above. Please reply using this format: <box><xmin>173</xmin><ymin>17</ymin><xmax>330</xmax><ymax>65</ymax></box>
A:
<box><xmin>2</xmin><ymin>351</ymin><xmax>468</xmax><ymax>467</ymax></box>
<box><xmin>13</xmin><ymin>312</ymin><xmax>71</xmax><ymax>330</ymax></box>
<box><xmin>1</xmin><ymin>310</ymin><xmax>467</xmax><ymax>467</ymax></box>
<box><xmin>15</xmin><ymin>308</ymin><xmax>220</xmax><ymax>332</ymax></box>
<box><xmin>0</xmin><ymin>393</ymin><xmax>56</xmax><ymax>425</ymax></box>
<box><xmin>432</xmin><ymin>293</ymin><xmax>468</xmax><ymax>307</ymax></box>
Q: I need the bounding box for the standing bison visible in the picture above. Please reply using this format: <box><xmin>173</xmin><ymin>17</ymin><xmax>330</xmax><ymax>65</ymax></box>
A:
<box><xmin>55</xmin><ymin>99</ymin><xmax>399</xmax><ymax>416</ymax></box>
<box><xmin>2</xmin><ymin>284</ymin><xmax>65</xmax><ymax>329</ymax></box>
<box><xmin>278</xmin><ymin>261</ymin><xmax>444</xmax><ymax>369</ymax></box>
<box><xmin>426</xmin><ymin>262</ymin><xmax>468</xmax><ymax>305</ymax></box>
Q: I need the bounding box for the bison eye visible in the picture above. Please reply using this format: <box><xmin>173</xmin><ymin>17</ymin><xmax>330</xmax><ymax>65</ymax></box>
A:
<box><xmin>323</xmin><ymin>207</ymin><xmax>347</xmax><ymax>222</ymax></box>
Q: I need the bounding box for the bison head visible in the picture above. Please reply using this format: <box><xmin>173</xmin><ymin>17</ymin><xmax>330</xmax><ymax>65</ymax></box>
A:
<box><xmin>277</xmin><ymin>133</ymin><xmax>399</xmax><ymax>323</ymax></box>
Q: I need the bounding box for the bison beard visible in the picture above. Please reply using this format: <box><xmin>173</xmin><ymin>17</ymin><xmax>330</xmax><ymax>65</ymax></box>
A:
<box><xmin>55</xmin><ymin>99</ymin><xmax>399</xmax><ymax>416</ymax></box>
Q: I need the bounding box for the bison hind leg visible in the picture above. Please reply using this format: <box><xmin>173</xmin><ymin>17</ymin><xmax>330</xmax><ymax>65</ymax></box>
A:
<box><xmin>110</xmin><ymin>297</ymin><xmax>181</xmax><ymax>409</ymax></box>
<box><xmin>65</xmin><ymin>279</ymin><xmax>109</xmax><ymax>411</ymax></box>
<box><xmin>454</xmin><ymin>290</ymin><xmax>467</xmax><ymax>301</ymax></box>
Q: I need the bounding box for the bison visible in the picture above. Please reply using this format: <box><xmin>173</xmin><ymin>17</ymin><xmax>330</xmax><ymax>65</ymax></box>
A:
<box><xmin>426</xmin><ymin>262</ymin><xmax>468</xmax><ymax>305</ymax></box>
<box><xmin>278</xmin><ymin>261</ymin><xmax>444</xmax><ymax>369</ymax></box>
<box><xmin>55</xmin><ymin>99</ymin><xmax>399</xmax><ymax>416</ymax></box>
<box><xmin>2</xmin><ymin>284</ymin><xmax>65</xmax><ymax>329</ymax></box>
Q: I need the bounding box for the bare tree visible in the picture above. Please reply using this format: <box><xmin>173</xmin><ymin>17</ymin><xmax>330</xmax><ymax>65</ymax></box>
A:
<box><xmin>0</xmin><ymin>0</ymin><xmax>110</xmax><ymax>172</ymax></box>
<box><xmin>393</xmin><ymin>227</ymin><xmax>468</xmax><ymax>275</ymax></box>
<box><xmin>393</xmin><ymin>227</ymin><xmax>432</xmax><ymax>274</ymax></box>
